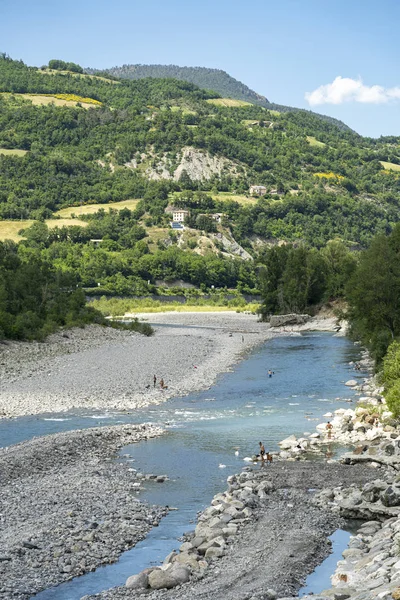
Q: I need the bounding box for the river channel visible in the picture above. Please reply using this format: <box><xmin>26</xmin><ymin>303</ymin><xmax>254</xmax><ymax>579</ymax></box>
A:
<box><xmin>1</xmin><ymin>332</ymin><xmax>367</xmax><ymax>599</ymax></box>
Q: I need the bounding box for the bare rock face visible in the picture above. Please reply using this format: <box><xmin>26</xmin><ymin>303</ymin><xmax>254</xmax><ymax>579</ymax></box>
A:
<box><xmin>144</xmin><ymin>147</ymin><xmax>243</xmax><ymax>181</ymax></box>
<box><xmin>269</xmin><ymin>314</ymin><xmax>310</xmax><ymax>327</ymax></box>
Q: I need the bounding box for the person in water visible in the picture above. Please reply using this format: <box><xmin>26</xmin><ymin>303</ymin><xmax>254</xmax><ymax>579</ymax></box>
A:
<box><xmin>160</xmin><ymin>378</ymin><xmax>165</xmax><ymax>390</ymax></box>
<box><xmin>153</xmin><ymin>374</ymin><xmax>157</xmax><ymax>388</ymax></box>
<box><xmin>268</xmin><ymin>370</ymin><xmax>273</xmax><ymax>378</ymax></box>
<box><xmin>326</xmin><ymin>421</ymin><xmax>333</xmax><ymax>439</ymax></box>
<box><xmin>259</xmin><ymin>441</ymin><xmax>265</xmax><ymax>462</ymax></box>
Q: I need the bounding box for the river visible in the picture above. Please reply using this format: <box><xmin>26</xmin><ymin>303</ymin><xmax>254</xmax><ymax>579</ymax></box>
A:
<box><xmin>1</xmin><ymin>332</ymin><xmax>367</xmax><ymax>599</ymax></box>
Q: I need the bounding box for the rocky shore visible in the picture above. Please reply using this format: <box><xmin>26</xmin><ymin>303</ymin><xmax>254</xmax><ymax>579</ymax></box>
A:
<box><xmin>85</xmin><ymin>461</ymin><xmax>377</xmax><ymax>600</ymax></box>
<box><xmin>84</xmin><ymin>343</ymin><xmax>400</xmax><ymax>600</ymax></box>
<box><xmin>0</xmin><ymin>424</ymin><xmax>167</xmax><ymax>600</ymax></box>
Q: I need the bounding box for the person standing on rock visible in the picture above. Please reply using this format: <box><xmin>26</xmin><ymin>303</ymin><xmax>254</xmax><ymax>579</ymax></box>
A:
<box><xmin>326</xmin><ymin>421</ymin><xmax>333</xmax><ymax>439</ymax></box>
<box><xmin>259</xmin><ymin>441</ymin><xmax>265</xmax><ymax>462</ymax></box>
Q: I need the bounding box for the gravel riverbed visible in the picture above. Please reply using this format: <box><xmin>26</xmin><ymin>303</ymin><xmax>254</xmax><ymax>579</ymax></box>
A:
<box><xmin>86</xmin><ymin>460</ymin><xmax>377</xmax><ymax>600</ymax></box>
<box><xmin>0</xmin><ymin>313</ymin><xmax>275</xmax><ymax>419</ymax></box>
<box><xmin>0</xmin><ymin>312</ymin><xmax>339</xmax><ymax>420</ymax></box>
<box><xmin>0</xmin><ymin>311</ymin><xmax>347</xmax><ymax>600</ymax></box>
<box><xmin>0</xmin><ymin>424</ymin><xmax>167</xmax><ymax>600</ymax></box>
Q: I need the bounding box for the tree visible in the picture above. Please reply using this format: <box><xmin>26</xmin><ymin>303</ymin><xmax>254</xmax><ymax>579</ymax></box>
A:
<box><xmin>195</xmin><ymin>214</ymin><xmax>216</xmax><ymax>233</ymax></box>
<box><xmin>346</xmin><ymin>225</ymin><xmax>400</xmax><ymax>361</ymax></box>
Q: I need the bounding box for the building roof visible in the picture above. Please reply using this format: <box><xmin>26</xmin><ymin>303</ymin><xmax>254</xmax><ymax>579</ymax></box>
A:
<box><xmin>165</xmin><ymin>206</ymin><xmax>190</xmax><ymax>213</ymax></box>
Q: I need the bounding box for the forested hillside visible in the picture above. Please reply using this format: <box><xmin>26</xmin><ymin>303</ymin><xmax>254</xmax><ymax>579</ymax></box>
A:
<box><xmin>1</xmin><ymin>53</ymin><xmax>400</xmax><ymax>340</ymax></box>
<box><xmin>88</xmin><ymin>63</ymin><xmax>270</xmax><ymax>105</ymax></box>
<box><xmin>91</xmin><ymin>63</ymin><xmax>352</xmax><ymax>132</ymax></box>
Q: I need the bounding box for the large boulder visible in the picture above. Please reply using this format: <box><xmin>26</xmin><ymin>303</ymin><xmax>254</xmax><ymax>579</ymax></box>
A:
<box><xmin>361</xmin><ymin>480</ymin><xmax>386</xmax><ymax>503</ymax></box>
<box><xmin>126</xmin><ymin>567</ymin><xmax>155</xmax><ymax>589</ymax></box>
<box><xmin>381</xmin><ymin>485</ymin><xmax>400</xmax><ymax>507</ymax></box>
<box><xmin>173</xmin><ymin>552</ymin><xmax>200</xmax><ymax>570</ymax></box>
<box><xmin>205</xmin><ymin>546</ymin><xmax>225</xmax><ymax>559</ymax></box>
<box><xmin>279</xmin><ymin>435</ymin><xmax>297</xmax><ymax>449</ymax></box>
<box><xmin>148</xmin><ymin>564</ymin><xmax>190</xmax><ymax>589</ymax></box>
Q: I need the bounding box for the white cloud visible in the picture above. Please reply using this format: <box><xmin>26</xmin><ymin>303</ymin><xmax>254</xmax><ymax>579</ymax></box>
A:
<box><xmin>305</xmin><ymin>76</ymin><xmax>400</xmax><ymax>106</ymax></box>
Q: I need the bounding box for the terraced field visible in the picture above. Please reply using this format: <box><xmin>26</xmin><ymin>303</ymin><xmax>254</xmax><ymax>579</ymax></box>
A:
<box><xmin>213</xmin><ymin>192</ymin><xmax>259</xmax><ymax>205</ymax></box>
<box><xmin>0</xmin><ymin>219</ymin><xmax>88</xmax><ymax>242</ymax></box>
<box><xmin>37</xmin><ymin>68</ymin><xmax>119</xmax><ymax>84</ymax></box>
<box><xmin>1</xmin><ymin>92</ymin><xmax>100</xmax><ymax>108</ymax></box>
<box><xmin>206</xmin><ymin>98</ymin><xmax>252</xmax><ymax>108</ymax></box>
<box><xmin>55</xmin><ymin>199</ymin><xmax>140</xmax><ymax>218</ymax></box>
<box><xmin>0</xmin><ymin>148</ymin><xmax>28</xmax><ymax>156</ymax></box>
<box><xmin>380</xmin><ymin>161</ymin><xmax>400</xmax><ymax>172</ymax></box>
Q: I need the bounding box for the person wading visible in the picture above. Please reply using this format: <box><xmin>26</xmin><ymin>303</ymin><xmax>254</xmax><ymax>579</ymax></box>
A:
<box><xmin>259</xmin><ymin>441</ymin><xmax>265</xmax><ymax>462</ymax></box>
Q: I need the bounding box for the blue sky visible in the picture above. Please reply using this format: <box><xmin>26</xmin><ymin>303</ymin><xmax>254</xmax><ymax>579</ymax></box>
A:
<box><xmin>1</xmin><ymin>0</ymin><xmax>399</xmax><ymax>137</ymax></box>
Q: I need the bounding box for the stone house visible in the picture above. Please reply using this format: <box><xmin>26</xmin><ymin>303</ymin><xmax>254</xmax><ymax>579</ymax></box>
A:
<box><xmin>165</xmin><ymin>206</ymin><xmax>190</xmax><ymax>222</ymax></box>
<box><xmin>249</xmin><ymin>185</ymin><xmax>267</xmax><ymax>196</ymax></box>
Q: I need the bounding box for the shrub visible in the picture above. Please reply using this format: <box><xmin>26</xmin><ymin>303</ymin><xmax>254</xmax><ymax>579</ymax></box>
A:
<box><xmin>385</xmin><ymin>381</ymin><xmax>400</xmax><ymax>417</ymax></box>
<box><xmin>382</xmin><ymin>341</ymin><xmax>400</xmax><ymax>388</ymax></box>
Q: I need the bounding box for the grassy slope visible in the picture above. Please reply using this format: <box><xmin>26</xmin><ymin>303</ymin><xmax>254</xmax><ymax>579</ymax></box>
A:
<box><xmin>0</xmin><ymin>219</ymin><xmax>88</xmax><ymax>242</ymax></box>
<box><xmin>380</xmin><ymin>161</ymin><xmax>400</xmax><ymax>172</ymax></box>
<box><xmin>0</xmin><ymin>92</ymin><xmax>100</xmax><ymax>108</ymax></box>
<box><xmin>207</xmin><ymin>98</ymin><xmax>252</xmax><ymax>108</ymax></box>
<box><xmin>55</xmin><ymin>199</ymin><xmax>140</xmax><ymax>217</ymax></box>
<box><xmin>0</xmin><ymin>148</ymin><xmax>28</xmax><ymax>156</ymax></box>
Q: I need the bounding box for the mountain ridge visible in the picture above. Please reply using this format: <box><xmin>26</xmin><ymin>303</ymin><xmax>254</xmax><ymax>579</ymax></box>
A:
<box><xmin>86</xmin><ymin>63</ymin><xmax>353</xmax><ymax>133</ymax></box>
<box><xmin>86</xmin><ymin>63</ymin><xmax>270</xmax><ymax>105</ymax></box>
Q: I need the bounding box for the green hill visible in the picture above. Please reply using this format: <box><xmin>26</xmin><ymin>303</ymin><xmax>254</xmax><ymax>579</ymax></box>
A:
<box><xmin>87</xmin><ymin>63</ymin><xmax>270</xmax><ymax>105</ymax></box>
<box><xmin>1</xmin><ymin>53</ymin><xmax>400</xmax><ymax>247</ymax></box>
<box><xmin>1</xmin><ymin>52</ymin><xmax>400</xmax><ymax>336</ymax></box>
<box><xmin>88</xmin><ymin>63</ymin><xmax>352</xmax><ymax>132</ymax></box>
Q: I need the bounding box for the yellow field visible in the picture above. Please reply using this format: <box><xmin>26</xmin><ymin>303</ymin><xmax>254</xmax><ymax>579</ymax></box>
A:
<box><xmin>1</xmin><ymin>93</ymin><xmax>100</xmax><ymax>109</ymax></box>
<box><xmin>55</xmin><ymin>199</ymin><xmax>140</xmax><ymax>218</ymax></box>
<box><xmin>0</xmin><ymin>148</ymin><xmax>28</xmax><ymax>157</ymax></box>
<box><xmin>206</xmin><ymin>98</ymin><xmax>252</xmax><ymax>108</ymax></box>
<box><xmin>47</xmin><ymin>219</ymin><xmax>88</xmax><ymax>229</ymax></box>
<box><xmin>0</xmin><ymin>221</ymin><xmax>33</xmax><ymax>242</ymax></box>
<box><xmin>380</xmin><ymin>161</ymin><xmax>400</xmax><ymax>172</ymax></box>
<box><xmin>0</xmin><ymin>219</ymin><xmax>88</xmax><ymax>242</ymax></box>
<box><xmin>307</xmin><ymin>136</ymin><xmax>326</xmax><ymax>148</ymax></box>
<box><xmin>314</xmin><ymin>172</ymin><xmax>344</xmax><ymax>180</ymax></box>
<box><xmin>212</xmin><ymin>192</ymin><xmax>258</xmax><ymax>205</ymax></box>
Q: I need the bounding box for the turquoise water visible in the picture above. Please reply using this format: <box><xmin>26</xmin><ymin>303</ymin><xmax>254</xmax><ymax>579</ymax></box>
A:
<box><xmin>0</xmin><ymin>333</ymin><xmax>366</xmax><ymax>599</ymax></box>
<box><xmin>299</xmin><ymin>528</ymin><xmax>353</xmax><ymax>596</ymax></box>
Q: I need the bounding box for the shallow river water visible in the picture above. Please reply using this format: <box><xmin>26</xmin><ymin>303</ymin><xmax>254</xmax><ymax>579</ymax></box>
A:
<box><xmin>1</xmin><ymin>332</ymin><xmax>367</xmax><ymax>599</ymax></box>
